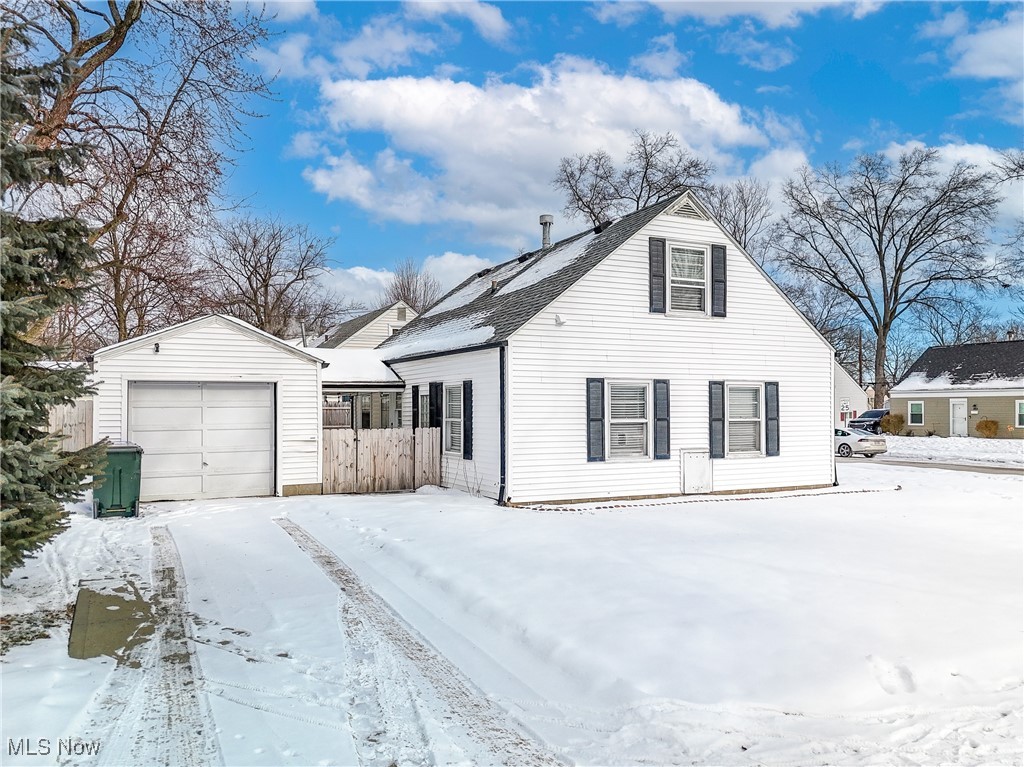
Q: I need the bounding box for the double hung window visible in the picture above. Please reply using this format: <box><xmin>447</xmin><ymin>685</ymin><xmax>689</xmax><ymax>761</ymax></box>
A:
<box><xmin>608</xmin><ymin>382</ymin><xmax>649</xmax><ymax>458</ymax></box>
<box><xmin>444</xmin><ymin>385</ymin><xmax>462</xmax><ymax>454</ymax></box>
<box><xmin>670</xmin><ymin>245</ymin><xmax>707</xmax><ymax>312</ymax></box>
<box><xmin>727</xmin><ymin>385</ymin><xmax>762</xmax><ymax>454</ymax></box>
<box><xmin>909</xmin><ymin>401</ymin><xmax>924</xmax><ymax>426</ymax></box>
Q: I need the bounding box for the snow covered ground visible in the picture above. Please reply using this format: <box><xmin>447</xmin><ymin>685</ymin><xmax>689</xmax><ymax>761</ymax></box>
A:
<box><xmin>1</xmin><ymin>462</ymin><xmax>1021</xmax><ymax>766</ymax></box>
<box><xmin>878</xmin><ymin>435</ymin><xmax>1024</xmax><ymax>467</ymax></box>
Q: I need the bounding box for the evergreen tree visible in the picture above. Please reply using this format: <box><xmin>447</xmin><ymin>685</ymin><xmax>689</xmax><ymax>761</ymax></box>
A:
<box><xmin>1</xmin><ymin>28</ymin><xmax>106</xmax><ymax>580</ymax></box>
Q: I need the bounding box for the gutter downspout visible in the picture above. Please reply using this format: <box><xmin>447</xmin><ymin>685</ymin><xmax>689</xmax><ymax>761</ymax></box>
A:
<box><xmin>497</xmin><ymin>344</ymin><xmax>508</xmax><ymax>505</ymax></box>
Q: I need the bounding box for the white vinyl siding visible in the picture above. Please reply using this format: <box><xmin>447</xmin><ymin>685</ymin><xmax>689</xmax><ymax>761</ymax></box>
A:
<box><xmin>391</xmin><ymin>348</ymin><xmax>501</xmax><ymax>498</ymax></box>
<box><xmin>608</xmin><ymin>382</ymin><xmax>649</xmax><ymax>458</ymax></box>
<box><xmin>339</xmin><ymin>302</ymin><xmax>418</xmax><ymax>348</ymax></box>
<box><xmin>92</xmin><ymin>316</ymin><xmax>322</xmax><ymax>499</ymax></box>
<box><xmin>506</xmin><ymin>206</ymin><xmax>833</xmax><ymax>504</ymax></box>
<box><xmin>444</xmin><ymin>384</ymin><xmax>463</xmax><ymax>454</ymax></box>
<box><xmin>727</xmin><ymin>384</ymin><xmax>762</xmax><ymax>455</ymax></box>
<box><xmin>669</xmin><ymin>244</ymin><xmax>706</xmax><ymax>313</ymax></box>
<box><xmin>908</xmin><ymin>400</ymin><xmax>925</xmax><ymax>426</ymax></box>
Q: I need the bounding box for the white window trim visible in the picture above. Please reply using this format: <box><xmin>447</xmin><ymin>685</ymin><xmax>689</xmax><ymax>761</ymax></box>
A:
<box><xmin>606</xmin><ymin>380</ymin><xmax>651</xmax><ymax>461</ymax></box>
<box><xmin>908</xmin><ymin>400</ymin><xmax>924</xmax><ymax>426</ymax></box>
<box><xmin>443</xmin><ymin>384</ymin><xmax>463</xmax><ymax>455</ymax></box>
<box><xmin>725</xmin><ymin>382</ymin><xmax>765</xmax><ymax>457</ymax></box>
<box><xmin>1016</xmin><ymin>400</ymin><xmax>1024</xmax><ymax>428</ymax></box>
<box><xmin>667</xmin><ymin>242</ymin><xmax>709</xmax><ymax>315</ymax></box>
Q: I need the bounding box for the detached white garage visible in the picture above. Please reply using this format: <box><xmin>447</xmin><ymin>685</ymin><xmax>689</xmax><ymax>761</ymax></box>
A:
<box><xmin>92</xmin><ymin>315</ymin><xmax>324</xmax><ymax>501</ymax></box>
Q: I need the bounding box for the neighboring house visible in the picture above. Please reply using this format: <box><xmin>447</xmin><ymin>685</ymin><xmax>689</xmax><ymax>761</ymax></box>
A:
<box><xmin>378</xmin><ymin>191</ymin><xmax>836</xmax><ymax>505</ymax></box>
<box><xmin>91</xmin><ymin>315</ymin><xmax>325</xmax><ymax>501</ymax></box>
<box><xmin>318</xmin><ymin>301</ymin><xmax>417</xmax><ymax>349</ymax></box>
<box><xmin>834</xmin><ymin>361</ymin><xmax>870</xmax><ymax>425</ymax></box>
<box><xmin>306</xmin><ymin>347</ymin><xmax>406</xmax><ymax>429</ymax></box>
<box><xmin>889</xmin><ymin>340</ymin><xmax>1024</xmax><ymax>439</ymax></box>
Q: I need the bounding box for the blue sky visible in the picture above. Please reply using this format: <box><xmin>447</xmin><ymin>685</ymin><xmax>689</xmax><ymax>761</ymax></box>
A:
<box><xmin>232</xmin><ymin>1</ymin><xmax>1023</xmax><ymax>308</ymax></box>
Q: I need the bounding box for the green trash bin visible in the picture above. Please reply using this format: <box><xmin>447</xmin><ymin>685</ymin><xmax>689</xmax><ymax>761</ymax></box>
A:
<box><xmin>93</xmin><ymin>440</ymin><xmax>144</xmax><ymax>518</ymax></box>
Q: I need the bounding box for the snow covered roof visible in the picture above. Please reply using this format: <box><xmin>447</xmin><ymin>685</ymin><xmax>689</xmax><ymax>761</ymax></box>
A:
<box><xmin>303</xmin><ymin>347</ymin><xmax>402</xmax><ymax>386</ymax></box>
<box><xmin>379</xmin><ymin>194</ymin><xmax>683</xmax><ymax>361</ymax></box>
<box><xmin>891</xmin><ymin>340</ymin><xmax>1024</xmax><ymax>393</ymax></box>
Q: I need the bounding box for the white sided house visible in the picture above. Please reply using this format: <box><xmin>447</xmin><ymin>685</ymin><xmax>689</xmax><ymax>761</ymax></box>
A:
<box><xmin>379</xmin><ymin>192</ymin><xmax>836</xmax><ymax>505</ymax></box>
<box><xmin>317</xmin><ymin>300</ymin><xmax>417</xmax><ymax>349</ymax></box>
<box><xmin>834</xmin><ymin>360</ymin><xmax>870</xmax><ymax>425</ymax></box>
<box><xmin>91</xmin><ymin>315</ymin><xmax>324</xmax><ymax>502</ymax></box>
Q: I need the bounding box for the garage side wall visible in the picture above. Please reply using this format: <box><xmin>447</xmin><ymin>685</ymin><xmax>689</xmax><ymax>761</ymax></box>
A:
<box><xmin>93</xmin><ymin>319</ymin><xmax>322</xmax><ymax>497</ymax></box>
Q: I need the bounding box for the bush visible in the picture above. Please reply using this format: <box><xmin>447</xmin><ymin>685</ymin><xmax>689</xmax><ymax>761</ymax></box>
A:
<box><xmin>880</xmin><ymin>413</ymin><xmax>905</xmax><ymax>435</ymax></box>
<box><xmin>975</xmin><ymin>418</ymin><xmax>999</xmax><ymax>439</ymax></box>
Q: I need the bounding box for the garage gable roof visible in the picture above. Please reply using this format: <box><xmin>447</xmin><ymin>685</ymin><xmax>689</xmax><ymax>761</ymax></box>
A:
<box><xmin>92</xmin><ymin>315</ymin><xmax>325</xmax><ymax>366</ymax></box>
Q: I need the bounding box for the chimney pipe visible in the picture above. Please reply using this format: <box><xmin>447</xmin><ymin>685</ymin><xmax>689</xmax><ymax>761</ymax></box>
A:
<box><xmin>539</xmin><ymin>214</ymin><xmax>554</xmax><ymax>248</ymax></box>
<box><xmin>1009</xmin><ymin>329</ymin><xmax>1017</xmax><ymax>341</ymax></box>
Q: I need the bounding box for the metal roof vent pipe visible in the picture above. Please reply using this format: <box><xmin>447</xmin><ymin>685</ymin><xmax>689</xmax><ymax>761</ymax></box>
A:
<box><xmin>540</xmin><ymin>214</ymin><xmax>554</xmax><ymax>248</ymax></box>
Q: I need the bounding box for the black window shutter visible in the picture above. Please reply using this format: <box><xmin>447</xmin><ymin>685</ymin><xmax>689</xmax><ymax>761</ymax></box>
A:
<box><xmin>649</xmin><ymin>238</ymin><xmax>666</xmax><ymax>313</ymax></box>
<box><xmin>428</xmin><ymin>382</ymin><xmax>442</xmax><ymax>428</ymax></box>
<box><xmin>586</xmin><ymin>378</ymin><xmax>605</xmax><ymax>461</ymax></box>
<box><xmin>709</xmin><ymin>381</ymin><xmax>725</xmax><ymax>458</ymax></box>
<box><xmin>462</xmin><ymin>380</ymin><xmax>473</xmax><ymax>460</ymax></box>
<box><xmin>411</xmin><ymin>385</ymin><xmax>419</xmax><ymax>431</ymax></box>
<box><xmin>653</xmin><ymin>379</ymin><xmax>670</xmax><ymax>459</ymax></box>
<box><xmin>711</xmin><ymin>244</ymin><xmax>727</xmax><ymax>317</ymax></box>
<box><xmin>765</xmin><ymin>381</ymin><xmax>780</xmax><ymax>457</ymax></box>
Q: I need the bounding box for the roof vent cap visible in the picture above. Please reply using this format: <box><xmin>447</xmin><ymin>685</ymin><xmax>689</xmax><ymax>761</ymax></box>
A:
<box><xmin>539</xmin><ymin>214</ymin><xmax>554</xmax><ymax>248</ymax></box>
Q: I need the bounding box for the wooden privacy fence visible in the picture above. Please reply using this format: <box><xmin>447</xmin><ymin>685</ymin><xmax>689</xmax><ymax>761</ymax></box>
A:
<box><xmin>323</xmin><ymin>427</ymin><xmax>440</xmax><ymax>494</ymax></box>
<box><xmin>48</xmin><ymin>398</ymin><xmax>94</xmax><ymax>451</ymax></box>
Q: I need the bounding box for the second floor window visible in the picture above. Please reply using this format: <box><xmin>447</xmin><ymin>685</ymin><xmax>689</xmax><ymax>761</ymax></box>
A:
<box><xmin>670</xmin><ymin>245</ymin><xmax>706</xmax><ymax>312</ymax></box>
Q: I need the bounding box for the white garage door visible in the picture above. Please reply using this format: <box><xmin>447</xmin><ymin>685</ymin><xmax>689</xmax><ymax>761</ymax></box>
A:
<box><xmin>128</xmin><ymin>382</ymin><xmax>274</xmax><ymax>501</ymax></box>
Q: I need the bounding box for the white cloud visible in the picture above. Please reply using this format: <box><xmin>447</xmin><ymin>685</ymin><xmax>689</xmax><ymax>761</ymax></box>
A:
<box><xmin>257</xmin><ymin>0</ymin><xmax>318</xmax><ymax>22</ymax></box>
<box><xmin>629</xmin><ymin>33</ymin><xmax>688</xmax><ymax>78</ymax></box>
<box><xmin>324</xmin><ymin>265</ymin><xmax>394</xmax><ymax>309</ymax></box>
<box><xmin>403</xmin><ymin>1</ymin><xmax>512</xmax><ymax>43</ymax></box>
<box><xmin>919</xmin><ymin>9</ymin><xmax>1023</xmax><ymax>125</ymax></box>
<box><xmin>653</xmin><ymin>1</ymin><xmax>883</xmax><ymax>29</ymax></box>
<box><xmin>324</xmin><ymin>253</ymin><xmax>496</xmax><ymax>308</ymax></box>
<box><xmin>717</xmin><ymin>23</ymin><xmax>796</xmax><ymax>71</ymax></box>
<box><xmin>333</xmin><ymin>17</ymin><xmax>439</xmax><ymax>79</ymax></box>
<box><xmin>254</xmin><ymin>33</ymin><xmax>330</xmax><ymax>80</ymax></box>
<box><xmin>285</xmin><ymin>131</ymin><xmax>326</xmax><ymax>159</ymax></box>
<box><xmin>946</xmin><ymin>10</ymin><xmax>1023</xmax><ymax>81</ymax></box>
<box><xmin>308</xmin><ymin>56</ymin><xmax>766</xmax><ymax>247</ymax></box>
<box><xmin>423</xmin><ymin>252</ymin><xmax>498</xmax><ymax>291</ymax></box>
<box><xmin>589</xmin><ymin>2</ymin><xmax>648</xmax><ymax>27</ymax></box>
<box><xmin>918</xmin><ymin>8</ymin><xmax>969</xmax><ymax>39</ymax></box>
<box><xmin>755</xmin><ymin>84</ymin><xmax>792</xmax><ymax>95</ymax></box>
<box><xmin>882</xmin><ymin>140</ymin><xmax>1024</xmax><ymax>230</ymax></box>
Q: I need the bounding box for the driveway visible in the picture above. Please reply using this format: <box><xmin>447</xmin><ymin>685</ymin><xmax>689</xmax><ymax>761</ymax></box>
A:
<box><xmin>837</xmin><ymin>456</ymin><xmax>1024</xmax><ymax>475</ymax></box>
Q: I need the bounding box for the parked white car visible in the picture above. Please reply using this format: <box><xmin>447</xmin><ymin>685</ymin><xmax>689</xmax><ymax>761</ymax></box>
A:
<box><xmin>834</xmin><ymin>427</ymin><xmax>887</xmax><ymax>458</ymax></box>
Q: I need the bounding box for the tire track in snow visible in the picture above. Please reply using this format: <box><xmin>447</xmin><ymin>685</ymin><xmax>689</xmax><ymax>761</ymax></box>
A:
<box><xmin>91</xmin><ymin>526</ymin><xmax>222</xmax><ymax>767</ymax></box>
<box><xmin>275</xmin><ymin>517</ymin><xmax>562</xmax><ymax>767</ymax></box>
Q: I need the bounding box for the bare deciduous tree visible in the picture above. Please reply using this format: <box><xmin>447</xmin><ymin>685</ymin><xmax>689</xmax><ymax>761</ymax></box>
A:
<box><xmin>380</xmin><ymin>257</ymin><xmax>442</xmax><ymax>313</ymax></box>
<box><xmin>909</xmin><ymin>293</ymin><xmax>997</xmax><ymax>347</ymax></box>
<box><xmin>5</xmin><ymin>0</ymin><xmax>270</xmax><ymax>347</ymax></box>
<box><xmin>704</xmin><ymin>177</ymin><xmax>776</xmax><ymax>263</ymax></box>
<box><xmin>778</xmin><ymin>148</ymin><xmax>1001</xmax><ymax>406</ymax></box>
<box><xmin>207</xmin><ymin>217</ymin><xmax>360</xmax><ymax>339</ymax></box>
<box><xmin>554</xmin><ymin>130</ymin><xmax>714</xmax><ymax>225</ymax></box>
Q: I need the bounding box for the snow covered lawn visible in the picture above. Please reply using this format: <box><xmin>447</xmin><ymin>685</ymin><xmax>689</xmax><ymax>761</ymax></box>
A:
<box><xmin>1</xmin><ymin>463</ymin><xmax>1021</xmax><ymax>765</ymax></box>
<box><xmin>878</xmin><ymin>435</ymin><xmax>1024</xmax><ymax>467</ymax></box>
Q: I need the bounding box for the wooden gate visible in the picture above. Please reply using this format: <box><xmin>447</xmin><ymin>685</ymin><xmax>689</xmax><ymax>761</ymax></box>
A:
<box><xmin>48</xmin><ymin>398</ymin><xmax>94</xmax><ymax>451</ymax></box>
<box><xmin>323</xmin><ymin>427</ymin><xmax>440</xmax><ymax>494</ymax></box>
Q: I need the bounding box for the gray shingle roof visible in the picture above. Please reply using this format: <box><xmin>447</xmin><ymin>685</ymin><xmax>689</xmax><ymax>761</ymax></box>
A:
<box><xmin>897</xmin><ymin>340</ymin><xmax>1024</xmax><ymax>387</ymax></box>
<box><xmin>318</xmin><ymin>305</ymin><xmax>392</xmax><ymax>348</ymax></box>
<box><xmin>379</xmin><ymin>194</ymin><xmax>684</xmax><ymax>361</ymax></box>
